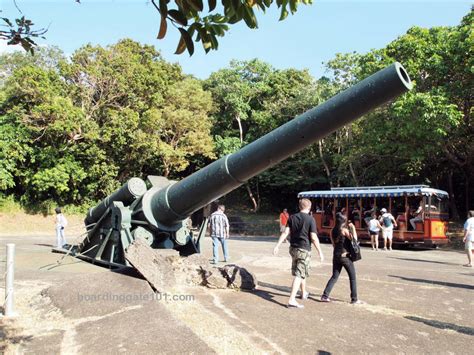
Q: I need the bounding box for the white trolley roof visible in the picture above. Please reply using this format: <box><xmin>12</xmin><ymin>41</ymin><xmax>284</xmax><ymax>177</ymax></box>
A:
<box><xmin>298</xmin><ymin>185</ymin><xmax>449</xmax><ymax>199</ymax></box>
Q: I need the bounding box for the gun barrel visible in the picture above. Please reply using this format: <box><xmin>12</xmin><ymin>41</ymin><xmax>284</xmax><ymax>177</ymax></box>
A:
<box><xmin>149</xmin><ymin>62</ymin><xmax>412</xmax><ymax>226</ymax></box>
<box><xmin>85</xmin><ymin>177</ymin><xmax>147</xmax><ymax>226</ymax></box>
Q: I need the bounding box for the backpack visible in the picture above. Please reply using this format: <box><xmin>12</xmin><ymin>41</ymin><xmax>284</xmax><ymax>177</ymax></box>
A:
<box><xmin>382</xmin><ymin>215</ymin><xmax>392</xmax><ymax>228</ymax></box>
<box><xmin>347</xmin><ymin>232</ymin><xmax>362</xmax><ymax>262</ymax></box>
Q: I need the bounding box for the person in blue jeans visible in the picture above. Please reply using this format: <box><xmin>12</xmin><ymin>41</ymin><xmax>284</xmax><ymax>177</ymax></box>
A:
<box><xmin>321</xmin><ymin>212</ymin><xmax>361</xmax><ymax>304</ymax></box>
<box><xmin>209</xmin><ymin>204</ymin><xmax>230</xmax><ymax>264</ymax></box>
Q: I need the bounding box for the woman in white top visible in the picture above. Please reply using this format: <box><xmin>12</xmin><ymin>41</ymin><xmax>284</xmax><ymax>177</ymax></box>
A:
<box><xmin>54</xmin><ymin>207</ymin><xmax>68</xmax><ymax>248</ymax></box>
<box><xmin>368</xmin><ymin>213</ymin><xmax>383</xmax><ymax>251</ymax></box>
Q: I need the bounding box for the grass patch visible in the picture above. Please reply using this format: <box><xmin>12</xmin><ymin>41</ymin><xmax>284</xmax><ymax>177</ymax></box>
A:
<box><xmin>0</xmin><ymin>195</ymin><xmax>22</xmax><ymax>214</ymax></box>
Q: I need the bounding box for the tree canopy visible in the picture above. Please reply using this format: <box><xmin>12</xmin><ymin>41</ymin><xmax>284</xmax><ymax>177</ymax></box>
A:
<box><xmin>1</xmin><ymin>0</ymin><xmax>311</xmax><ymax>55</ymax></box>
<box><xmin>0</xmin><ymin>9</ymin><xmax>472</xmax><ymax>217</ymax></box>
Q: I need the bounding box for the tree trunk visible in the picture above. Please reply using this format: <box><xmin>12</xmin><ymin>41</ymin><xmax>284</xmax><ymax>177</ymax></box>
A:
<box><xmin>245</xmin><ymin>183</ymin><xmax>258</xmax><ymax>212</ymax></box>
<box><xmin>235</xmin><ymin>113</ymin><xmax>257</xmax><ymax>211</ymax></box>
<box><xmin>236</xmin><ymin>114</ymin><xmax>244</xmax><ymax>144</ymax></box>
<box><xmin>465</xmin><ymin>170</ymin><xmax>470</xmax><ymax>218</ymax></box>
<box><xmin>349</xmin><ymin>162</ymin><xmax>359</xmax><ymax>187</ymax></box>
<box><xmin>318</xmin><ymin>140</ymin><xmax>332</xmax><ymax>187</ymax></box>
<box><xmin>447</xmin><ymin>170</ymin><xmax>459</xmax><ymax>221</ymax></box>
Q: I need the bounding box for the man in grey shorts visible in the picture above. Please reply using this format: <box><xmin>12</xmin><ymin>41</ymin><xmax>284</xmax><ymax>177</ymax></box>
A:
<box><xmin>273</xmin><ymin>198</ymin><xmax>324</xmax><ymax>308</ymax></box>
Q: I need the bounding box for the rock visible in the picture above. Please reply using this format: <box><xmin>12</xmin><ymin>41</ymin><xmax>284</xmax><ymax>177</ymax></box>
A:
<box><xmin>202</xmin><ymin>268</ymin><xmax>229</xmax><ymax>289</ymax></box>
<box><xmin>220</xmin><ymin>264</ymin><xmax>258</xmax><ymax>290</ymax></box>
<box><xmin>125</xmin><ymin>239</ymin><xmax>257</xmax><ymax>292</ymax></box>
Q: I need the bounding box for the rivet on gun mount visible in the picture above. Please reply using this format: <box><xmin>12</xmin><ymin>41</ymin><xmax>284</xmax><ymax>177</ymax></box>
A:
<box><xmin>72</xmin><ymin>63</ymin><xmax>412</xmax><ymax>268</ymax></box>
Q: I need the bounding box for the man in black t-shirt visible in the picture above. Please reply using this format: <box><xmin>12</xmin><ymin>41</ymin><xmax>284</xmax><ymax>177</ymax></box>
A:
<box><xmin>273</xmin><ymin>198</ymin><xmax>324</xmax><ymax>308</ymax></box>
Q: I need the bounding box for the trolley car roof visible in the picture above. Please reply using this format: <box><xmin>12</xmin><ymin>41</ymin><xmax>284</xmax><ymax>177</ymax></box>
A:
<box><xmin>298</xmin><ymin>185</ymin><xmax>449</xmax><ymax>199</ymax></box>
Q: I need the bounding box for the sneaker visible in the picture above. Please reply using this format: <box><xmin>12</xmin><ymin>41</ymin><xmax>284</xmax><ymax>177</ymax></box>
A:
<box><xmin>350</xmin><ymin>299</ymin><xmax>363</xmax><ymax>305</ymax></box>
<box><xmin>462</xmin><ymin>264</ymin><xmax>472</xmax><ymax>267</ymax></box>
<box><xmin>320</xmin><ymin>296</ymin><xmax>331</xmax><ymax>303</ymax></box>
<box><xmin>383</xmin><ymin>247</ymin><xmax>387</xmax><ymax>251</ymax></box>
<box><xmin>287</xmin><ymin>302</ymin><xmax>304</xmax><ymax>309</ymax></box>
<box><xmin>300</xmin><ymin>291</ymin><xmax>310</xmax><ymax>300</ymax></box>
<box><xmin>389</xmin><ymin>247</ymin><xmax>393</xmax><ymax>251</ymax></box>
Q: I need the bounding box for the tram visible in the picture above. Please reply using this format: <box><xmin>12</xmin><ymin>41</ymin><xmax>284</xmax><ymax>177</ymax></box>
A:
<box><xmin>298</xmin><ymin>185</ymin><xmax>449</xmax><ymax>247</ymax></box>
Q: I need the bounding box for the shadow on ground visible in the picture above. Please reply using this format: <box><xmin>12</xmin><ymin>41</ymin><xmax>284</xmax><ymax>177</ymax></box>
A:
<box><xmin>387</xmin><ymin>257</ymin><xmax>460</xmax><ymax>266</ymax></box>
<box><xmin>405</xmin><ymin>316</ymin><xmax>474</xmax><ymax>336</ymax></box>
<box><xmin>388</xmin><ymin>275</ymin><xmax>474</xmax><ymax>290</ymax></box>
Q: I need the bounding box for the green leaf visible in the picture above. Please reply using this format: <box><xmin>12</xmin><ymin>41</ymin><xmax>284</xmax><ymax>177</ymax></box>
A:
<box><xmin>168</xmin><ymin>9</ymin><xmax>188</xmax><ymax>26</ymax></box>
<box><xmin>231</xmin><ymin>0</ymin><xmax>241</xmax><ymax>14</ymax></box>
<box><xmin>208</xmin><ymin>0</ymin><xmax>217</xmax><ymax>12</ymax></box>
<box><xmin>223</xmin><ymin>0</ymin><xmax>236</xmax><ymax>17</ymax></box>
<box><xmin>242</xmin><ymin>6</ymin><xmax>258</xmax><ymax>28</ymax></box>
<box><xmin>188</xmin><ymin>0</ymin><xmax>204</xmax><ymax>12</ymax></box>
<box><xmin>175</xmin><ymin>34</ymin><xmax>187</xmax><ymax>54</ymax></box>
<box><xmin>279</xmin><ymin>6</ymin><xmax>288</xmax><ymax>21</ymax></box>
<box><xmin>178</xmin><ymin>28</ymin><xmax>195</xmax><ymax>56</ymax></box>
<box><xmin>211</xmin><ymin>24</ymin><xmax>225</xmax><ymax>36</ymax></box>
<box><xmin>159</xmin><ymin>0</ymin><xmax>168</xmax><ymax>17</ymax></box>
<box><xmin>197</xmin><ymin>28</ymin><xmax>212</xmax><ymax>53</ymax></box>
<box><xmin>2</xmin><ymin>17</ymin><xmax>13</xmax><ymax>27</ymax></box>
<box><xmin>289</xmin><ymin>0</ymin><xmax>298</xmax><ymax>13</ymax></box>
<box><xmin>209</xmin><ymin>33</ymin><xmax>219</xmax><ymax>49</ymax></box>
<box><xmin>227</xmin><ymin>15</ymin><xmax>240</xmax><ymax>24</ymax></box>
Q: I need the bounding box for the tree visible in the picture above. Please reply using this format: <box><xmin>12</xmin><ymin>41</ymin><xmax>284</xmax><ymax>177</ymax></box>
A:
<box><xmin>205</xmin><ymin>59</ymin><xmax>324</xmax><ymax>210</ymax></box>
<box><xmin>0</xmin><ymin>64</ymin><xmax>92</xmax><ymax>205</ymax></box>
<box><xmin>1</xmin><ymin>5</ymin><xmax>47</xmax><ymax>54</ymax></box>
<box><xmin>321</xmin><ymin>9</ymin><xmax>473</xmax><ymax>217</ymax></box>
<box><xmin>0</xmin><ymin>39</ymin><xmax>216</xmax><ymax>209</ymax></box>
<box><xmin>142</xmin><ymin>78</ymin><xmax>215</xmax><ymax>177</ymax></box>
<box><xmin>1</xmin><ymin>0</ymin><xmax>311</xmax><ymax>55</ymax></box>
<box><xmin>152</xmin><ymin>0</ymin><xmax>312</xmax><ymax>55</ymax></box>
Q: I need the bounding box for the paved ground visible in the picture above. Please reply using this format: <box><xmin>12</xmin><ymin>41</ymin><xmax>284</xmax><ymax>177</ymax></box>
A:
<box><xmin>0</xmin><ymin>233</ymin><xmax>473</xmax><ymax>354</ymax></box>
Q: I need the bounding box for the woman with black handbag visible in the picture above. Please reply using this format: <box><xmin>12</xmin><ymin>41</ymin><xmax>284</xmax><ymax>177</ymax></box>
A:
<box><xmin>320</xmin><ymin>212</ymin><xmax>362</xmax><ymax>304</ymax></box>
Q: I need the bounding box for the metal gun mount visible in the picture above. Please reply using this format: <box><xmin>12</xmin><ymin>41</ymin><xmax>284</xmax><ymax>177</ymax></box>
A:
<box><xmin>76</xmin><ymin>63</ymin><xmax>412</xmax><ymax>267</ymax></box>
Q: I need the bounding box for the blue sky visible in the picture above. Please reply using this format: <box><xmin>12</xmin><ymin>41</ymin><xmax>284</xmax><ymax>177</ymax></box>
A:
<box><xmin>1</xmin><ymin>1</ymin><xmax>471</xmax><ymax>79</ymax></box>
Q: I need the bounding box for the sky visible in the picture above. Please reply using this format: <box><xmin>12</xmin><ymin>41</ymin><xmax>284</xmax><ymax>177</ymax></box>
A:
<box><xmin>1</xmin><ymin>0</ymin><xmax>471</xmax><ymax>79</ymax></box>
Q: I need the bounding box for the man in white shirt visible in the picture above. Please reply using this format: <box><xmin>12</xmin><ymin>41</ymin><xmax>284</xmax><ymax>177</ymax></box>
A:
<box><xmin>463</xmin><ymin>210</ymin><xmax>474</xmax><ymax>267</ymax></box>
<box><xmin>54</xmin><ymin>207</ymin><xmax>68</xmax><ymax>248</ymax></box>
<box><xmin>379</xmin><ymin>208</ymin><xmax>397</xmax><ymax>251</ymax></box>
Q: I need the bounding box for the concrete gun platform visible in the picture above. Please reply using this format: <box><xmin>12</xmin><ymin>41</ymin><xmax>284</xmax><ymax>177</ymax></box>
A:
<box><xmin>0</xmin><ymin>234</ymin><xmax>472</xmax><ymax>354</ymax></box>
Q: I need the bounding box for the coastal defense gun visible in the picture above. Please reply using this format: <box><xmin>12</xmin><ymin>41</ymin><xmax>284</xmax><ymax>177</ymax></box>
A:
<box><xmin>76</xmin><ymin>63</ymin><xmax>412</xmax><ymax>267</ymax></box>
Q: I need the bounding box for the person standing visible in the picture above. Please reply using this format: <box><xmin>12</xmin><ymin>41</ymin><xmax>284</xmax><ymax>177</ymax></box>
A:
<box><xmin>273</xmin><ymin>198</ymin><xmax>324</xmax><ymax>309</ymax></box>
<box><xmin>363</xmin><ymin>203</ymin><xmax>376</xmax><ymax>227</ymax></box>
<box><xmin>321</xmin><ymin>212</ymin><xmax>361</xmax><ymax>304</ymax></box>
<box><xmin>368</xmin><ymin>213</ymin><xmax>383</xmax><ymax>251</ymax></box>
<box><xmin>209</xmin><ymin>204</ymin><xmax>230</xmax><ymax>264</ymax></box>
<box><xmin>54</xmin><ymin>207</ymin><xmax>68</xmax><ymax>248</ymax></box>
<box><xmin>410</xmin><ymin>201</ymin><xmax>424</xmax><ymax>230</ymax></box>
<box><xmin>279</xmin><ymin>208</ymin><xmax>290</xmax><ymax>233</ymax></box>
<box><xmin>380</xmin><ymin>208</ymin><xmax>397</xmax><ymax>251</ymax></box>
<box><xmin>463</xmin><ymin>210</ymin><xmax>474</xmax><ymax>267</ymax></box>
